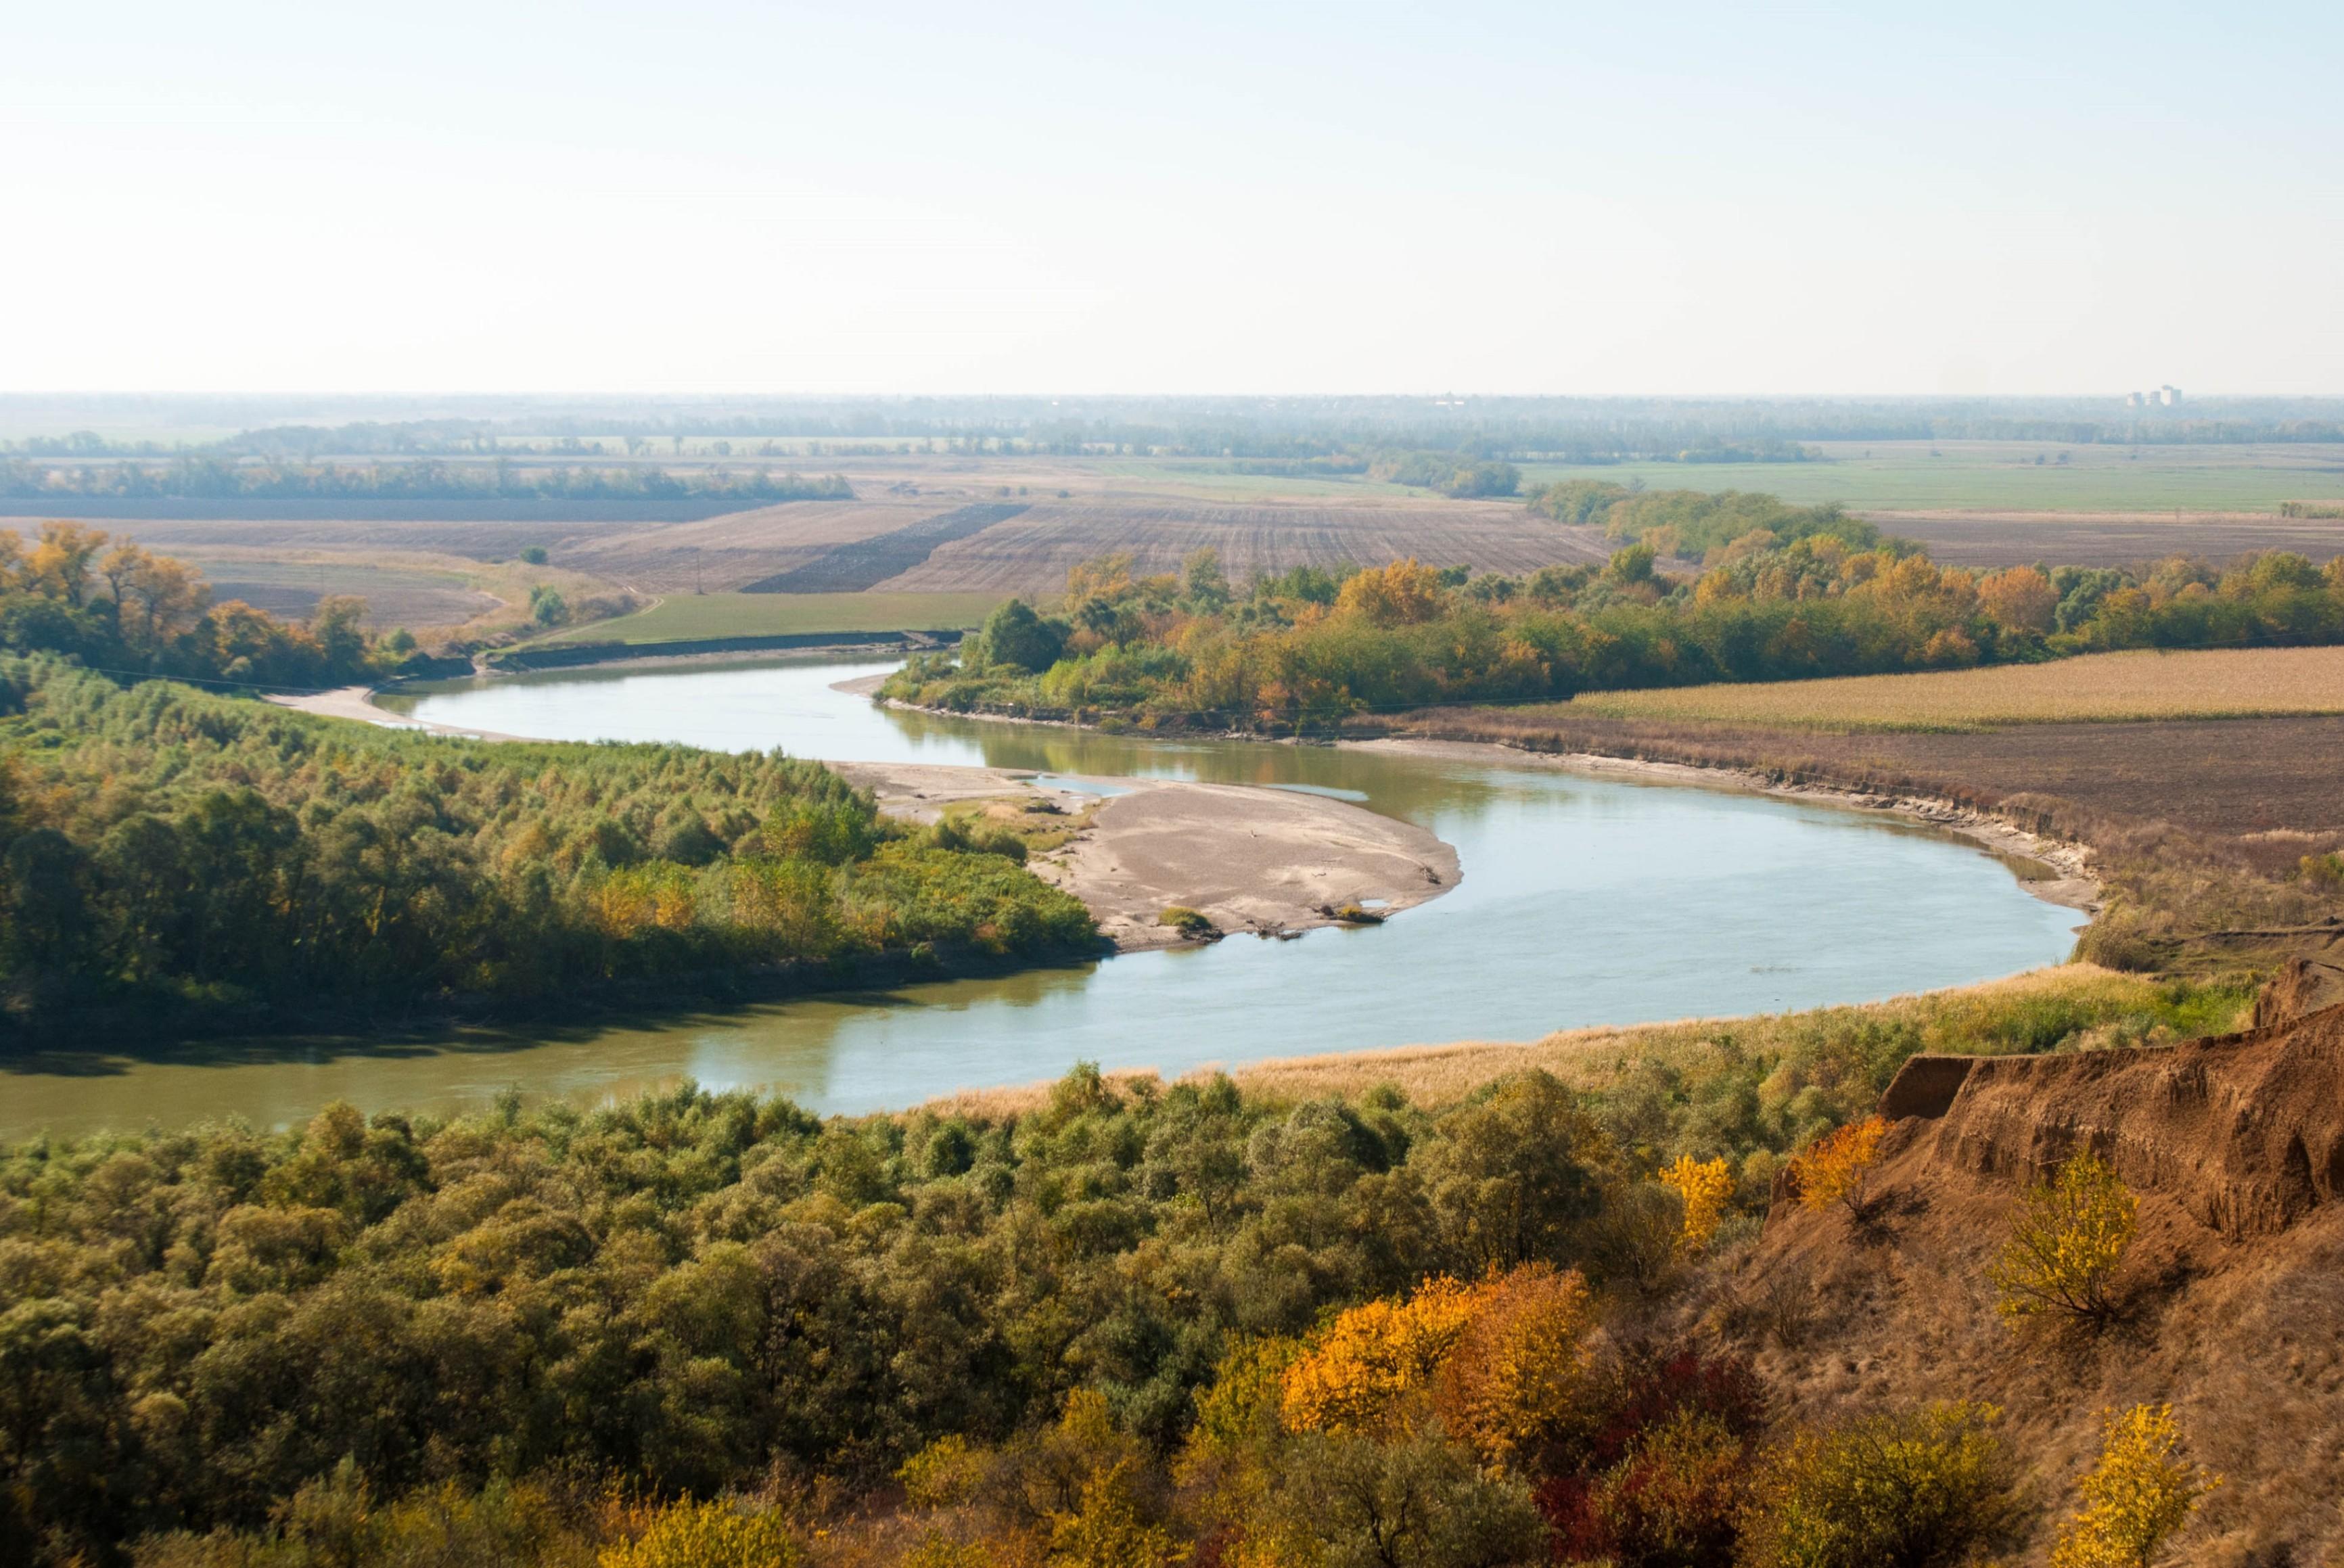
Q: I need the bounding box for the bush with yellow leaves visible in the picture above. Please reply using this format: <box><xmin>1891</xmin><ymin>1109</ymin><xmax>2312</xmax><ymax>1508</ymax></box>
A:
<box><xmin>1989</xmin><ymin>1150</ymin><xmax>2136</xmax><ymax>1326</ymax></box>
<box><xmin>1660</xmin><ymin>1155</ymin><xmax>1735</xmax><ymax>1252</ymax></box>
<box><xmin>1787</xmin><ymin>1115</ymin><xmax>1887</xmax><ymax>1216</ymax></box>
<box><xmin>597</xmin><ymin>1498</ymin><xmax>800</xmax><ymax>1568</ymax></box>
<box><xmin>1277</xmin><ymin>1275</ymin><xmax>1481</xmax><ymax>1436</ymax></box>
<box><xmin>2048</xmin><ymin>1404</ymin><xmax>2216</xmax><ymax>1568</ymax></box>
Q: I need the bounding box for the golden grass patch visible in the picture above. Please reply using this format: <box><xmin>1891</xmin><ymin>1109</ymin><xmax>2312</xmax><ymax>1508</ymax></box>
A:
<box><xmin>1556</xmin><ymin>646</ymin><xmax>2344</xmax><ymax>732</ymax></box>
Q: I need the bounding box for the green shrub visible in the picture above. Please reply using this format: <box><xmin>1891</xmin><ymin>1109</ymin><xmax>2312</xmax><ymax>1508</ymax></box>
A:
<box><xmin>1741</xmin><ymin>1402</ymin><xmax>2020</xmax><ymax>1568</ymax></box>
<box><xmin>1159</xmin><ymin>906</ymin><xmax>1217</xmax><ymax>937</ymax></box>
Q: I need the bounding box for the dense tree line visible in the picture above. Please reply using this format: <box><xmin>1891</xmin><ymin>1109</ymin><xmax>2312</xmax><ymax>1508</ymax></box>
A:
<box><xmin>0</xmin><ymin>963</ymin><xmax>2236</xmax><ymax>1567</ymax></box>
<box><xmin>0</xmin><ymin>659</ymin><xmax>1091</xmax><ymax>1040</ymax></box>
<box><xmin>884</xmin><ymin>490</ymin><xmax>2344</xmax><ymax>731</ymax></box>
<box><xmin>1</xmin><ymin>461</ymin><xmax>850</xmax><ymax>506</ymax></box>
<box><xmin>1370</xmin><ymin>453</ymin><xmax>1523</xmax><ymax>497</ymax></box>
<box><xmin>0</xmin><ymin>522</ymin><xmax>387</xmax><ymax>691</ymax></box>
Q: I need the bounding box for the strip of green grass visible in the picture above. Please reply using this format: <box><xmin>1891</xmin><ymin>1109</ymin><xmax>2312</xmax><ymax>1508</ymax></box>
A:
<box><xmin>1517</xmin><ymin>440</ymin><xmax>2344</xmax><ymax>513</ymax></box>
<box><xmin>539</xmin><ymin>591</ymin><xmax>1005</xmax><ymax>646</ymax></box>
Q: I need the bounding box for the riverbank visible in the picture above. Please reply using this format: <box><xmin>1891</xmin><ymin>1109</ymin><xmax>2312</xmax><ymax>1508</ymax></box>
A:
<box><xmin>867</xmin><ymin>688</ymin><xmax>2106</xmax><ymax>919</ymax></box>
<box><xmin>919</xmin><ymin>961</ymin><xmax>2251</xmax><ymax>1119</ymax></box>
<box><xmin>1348</xmin><ymin>736</ymin><xmax>2103</xmax><ymax>914</ymax></box>
<box><xmin>272</xmin><ymin>681</ymin><xmax>1465</xmax><ymax>954</ymax></box>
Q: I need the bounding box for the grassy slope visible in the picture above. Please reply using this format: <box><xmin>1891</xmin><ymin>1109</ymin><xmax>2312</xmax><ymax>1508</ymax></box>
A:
<box><xmin>536</xmin><ymin>589</ymin><xmax>1005</xmax><ymax>645</ymax></box>
<box><xmin>1518</xmin><ymin>440</ymin><xmax>2344</xmax><ymax>513</ymax></box>
<box><xmin>1544</xmin><ymin>645</ymin><xmax>2344</xmax><ymax>731</ymax></box>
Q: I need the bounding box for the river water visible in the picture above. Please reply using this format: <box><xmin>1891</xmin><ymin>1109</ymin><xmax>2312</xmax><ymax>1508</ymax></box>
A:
<box><xmin>1</xmin><ymin>657</ymin><xmax>2084</xmax><ymax>1140</ymax></box>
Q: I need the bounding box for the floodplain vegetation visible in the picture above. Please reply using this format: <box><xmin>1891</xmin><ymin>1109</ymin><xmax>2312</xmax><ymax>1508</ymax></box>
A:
<box><xmin>0</xmin><ymin>659</ymin><xmax>1091</xmax><ymax>1042</ymax></box>
<box><xmin>0</xmin><ymin>956</ymin><xmax>2245</xmax><ymax>1568</ymax></box>
<box><xmin>879</xmin><ymin>487</ymin><xmax>2344</xmax><ymax>732</ymax></box>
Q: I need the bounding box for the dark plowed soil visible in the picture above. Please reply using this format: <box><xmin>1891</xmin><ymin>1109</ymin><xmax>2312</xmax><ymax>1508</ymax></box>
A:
<box><xmin>1865</xmin><ymin>508</ymin><xmax>2344</xmax><ymax>568</ymax></box>
<box><xmin>1406</xmin><ymin>710</ymin><xmax>2344</xmax><ymax>837</ymax></box>
<box><xmin>741</xmin><ymin>502</ymin><xmax>1030</xmax><ymax>593</ymax></box>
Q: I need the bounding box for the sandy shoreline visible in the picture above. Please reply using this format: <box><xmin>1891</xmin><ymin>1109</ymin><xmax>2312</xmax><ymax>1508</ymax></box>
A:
<box><xmin>1343</xmin><ymin>736</ymin><xmax>2103</xmax><ymax>914</ymax></box>
<box><xmin>861</xmin><ymin>690</ymin><xmax>2102</xmax><ymax>916</ymax></box>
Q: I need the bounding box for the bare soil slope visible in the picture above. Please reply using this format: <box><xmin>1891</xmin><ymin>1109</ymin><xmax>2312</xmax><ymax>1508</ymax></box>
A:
<box><xmin>1726</xmin><ymin>990</ymin><xmax>2344</xmax><ymax>1563</ymax></box>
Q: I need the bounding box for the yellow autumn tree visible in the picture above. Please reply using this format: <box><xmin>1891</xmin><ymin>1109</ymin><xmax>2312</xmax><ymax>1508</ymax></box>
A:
<box><xmin>1660</xmin><ymin>1155</ymin><xmax>1735</xmax><ymax>1252</ymax></box>
<box><xmin>1047</xmin><ymin>1456</ymin><xmax>1187</xmax><ymax>1568</ymax></box>
<box><xmin>1333</xmin><ymin>559</ymin><xmax>1446</xmax><ymax>626</ymax></box>
<box><xmin>1789</xmin><ymin>1116</ymin><xmax>1887</xmax><ymax>1216</ymax></box>
<box><xmin>2048</xmin><ymin>1404</ymin><xmax>2217</xmax><ymax>1568</ymax></box>
<box><xmin>598</xmin><ymin>1498</ymin><xmax>800</xmax><ymax>1568</ymax></box>
<box><xmin>1990</xmin><ymin>1150</ymin><xmax>2137</xmax><ymax>1325</ymax></box>
<box><xmin>1280</xmin><ymin>1275</ymin><xmax>1479</xmax><ymax>1435</ymax></box>
<box><xmin>1430</xmin><ymin>1263</ymin><xmax>1596</xmax><ymax>1467</ymax></box>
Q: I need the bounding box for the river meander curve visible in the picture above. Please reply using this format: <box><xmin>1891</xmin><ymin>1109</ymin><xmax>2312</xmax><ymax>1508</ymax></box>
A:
<box><xmin>0</xmin><ymin>655</ymin><xmax>2086</xmax><ymax>1140</ymax></box>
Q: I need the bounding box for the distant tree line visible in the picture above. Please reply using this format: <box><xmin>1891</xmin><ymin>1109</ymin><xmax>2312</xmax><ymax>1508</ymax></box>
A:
<box><xmin>885</xmin><ymin>488</ymin><xmax>2344</xmax><ymax>731</ymax></box>
<box><xmin>0</xmin><ymin>459</ymin><xmax>852</xmax><ymax>506</ymax></box>
<box><xmin>14</xmin><ymin>392</ymin><xmax>2344</xmax><ymax>466</ymax></box>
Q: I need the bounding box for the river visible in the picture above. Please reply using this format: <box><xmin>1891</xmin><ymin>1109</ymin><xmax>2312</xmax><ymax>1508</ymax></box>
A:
<box><xmin>0</xmin><ymin>655</ymin><xmax>2085</xmax><ymax>1140</ymax></box>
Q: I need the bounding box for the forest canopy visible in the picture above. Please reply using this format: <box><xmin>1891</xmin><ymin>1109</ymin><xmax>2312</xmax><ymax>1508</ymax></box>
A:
<box><xmin>0</xmin><ymin>960</ymin><xmax>2239</xmax><ymax>1568</ymax></box>
<box><xmin>0</xmin><ymin>659</ymin><xmax>1092</xmax><ymax>1040</ymax></box>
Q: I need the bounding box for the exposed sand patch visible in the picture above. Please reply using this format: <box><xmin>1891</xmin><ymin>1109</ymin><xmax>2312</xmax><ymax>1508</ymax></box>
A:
<box><xmin>832</xmin><ymin>760</ymin><xmax>1460</xmax><ymax>950</ymax></box>
<box><xmin>267</xmin><ymin>685</ymin><xmax>532</xmax><ymax>742</ymax></box>
<box><xmin>1044</xmin><ymin>779</ymin><xmax>1458</xmax><ymax>949</ymax></box>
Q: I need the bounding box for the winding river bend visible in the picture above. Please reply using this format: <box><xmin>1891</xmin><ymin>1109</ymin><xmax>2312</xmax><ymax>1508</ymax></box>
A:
<box><xmin>2</xmin><ymin>657</ymin><xmax>2084</xmax><ymax>1140</ymax></box>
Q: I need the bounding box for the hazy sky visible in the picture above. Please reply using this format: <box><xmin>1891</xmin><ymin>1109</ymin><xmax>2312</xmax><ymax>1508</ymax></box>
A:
<box><xmin>6</xmin><ymin>1</ymin><xmax>2338</xmax><ymax>395</ymax></box>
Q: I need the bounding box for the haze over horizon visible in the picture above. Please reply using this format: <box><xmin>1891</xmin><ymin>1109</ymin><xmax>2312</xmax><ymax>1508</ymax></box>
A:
<box><xmin>8</xmin><ymin>1</ymin><xmax>2340</xmax><ymax>398</ymax></box>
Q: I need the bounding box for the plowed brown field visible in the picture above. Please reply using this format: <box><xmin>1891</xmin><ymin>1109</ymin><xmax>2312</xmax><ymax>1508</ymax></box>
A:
<box><xmin>875</xmin><ymin>499</ymin><xmax>1611</xmax><ymax>593</ymax></box>
<box><xmin>1866</xmin><ymin>508</ymin><xmax>2344</xmax><ymax>567</ymax></box>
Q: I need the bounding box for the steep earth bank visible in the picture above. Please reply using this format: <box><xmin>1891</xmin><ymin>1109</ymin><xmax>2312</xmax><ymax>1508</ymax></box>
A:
<box><xmin>1718</xmin><ymin>975</ymin><xmax>2344</xmax><ymax>1563</ymax></box>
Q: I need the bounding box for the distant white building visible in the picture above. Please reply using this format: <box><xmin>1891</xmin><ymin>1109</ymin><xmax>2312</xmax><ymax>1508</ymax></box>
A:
<box><xmin>2158</xmin><ymin>384</ymin><xmax>2180</xmax><ymax>406</ymax></box>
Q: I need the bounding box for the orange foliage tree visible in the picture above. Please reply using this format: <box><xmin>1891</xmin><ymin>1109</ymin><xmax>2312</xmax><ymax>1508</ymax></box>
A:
<box><xmin>1431</xmin><ymin>1263</ymin><xmax>1597</xmax><ymax>1468</ymax></box>
<box><xmin>1279</xmin><ymin>1275</ymin><xmax>1480</xmax><ymax>1436</ymax></box>
<box><xmin>1333</xmin><ymin>559</ymin><xmax>1446</xmax><ymax>626</ymax></box>
<box><xmin>1789</xmin><ymin>1115</ymin><xmax>1887</xmax><ymax>1216</ymax></box>
<box><xmin>1279</xmin><ymin>1264</ymin><xmax>1599</xmax><ymax>1469</ymax></box>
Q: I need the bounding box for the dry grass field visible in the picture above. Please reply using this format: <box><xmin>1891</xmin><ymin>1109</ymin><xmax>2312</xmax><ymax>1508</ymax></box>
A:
<box><xmin>1556</xmin><ymin>646</ymin><xmax>2344</xmax><ymax>731</ymax></box>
